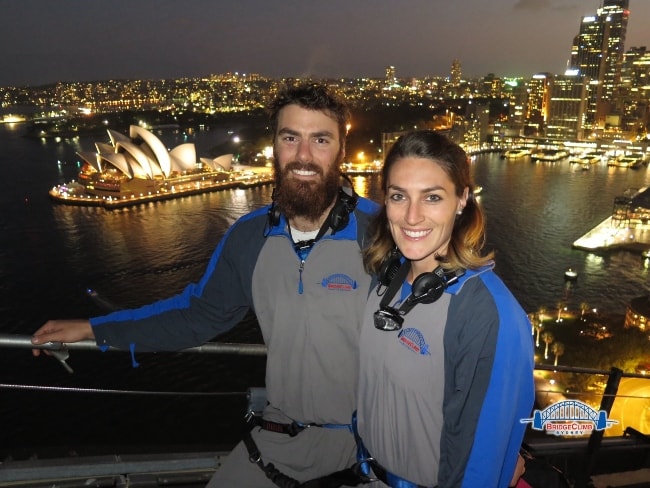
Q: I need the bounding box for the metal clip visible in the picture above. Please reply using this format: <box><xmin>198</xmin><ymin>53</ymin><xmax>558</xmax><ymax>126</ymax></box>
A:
<box><xmin>49</xmin><ymin>345</ymin><xmax>74</xmax><ymax>374</ymax></box>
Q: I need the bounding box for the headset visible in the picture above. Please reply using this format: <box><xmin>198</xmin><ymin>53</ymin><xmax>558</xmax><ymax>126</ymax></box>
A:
<box><xmin>374</xmin><ymin>251</ymin><xmax>464</xmax><ymax>331</ymax></box>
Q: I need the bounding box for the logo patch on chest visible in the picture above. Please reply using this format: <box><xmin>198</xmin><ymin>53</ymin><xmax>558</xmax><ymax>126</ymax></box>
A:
<box><xmin>321</xmin><ymin>273</ymin><xmax>357</xmax><ymax>291</ymax></box>
<box><xmin>397</xmin><ymin>328</ymin><xmax>431</xmax><ymax>355</ymax></box>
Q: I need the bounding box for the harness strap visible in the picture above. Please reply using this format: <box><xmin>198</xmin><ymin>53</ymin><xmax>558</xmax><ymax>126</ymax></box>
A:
<box><xmin>242</xmin><ymin>418</ymin><xmax>365</xmax><ymax>487</ymax></box>
<box><xmin>352</xmin><ymin>411</ymin><xmax>435</xmax><ymax>488</ymax></box>
<box><xmin>252</xmin><ymin>417</ymin><xmax>352</xmax><ymax>437</ymax></box>
<box><xmin>368</xmin><ymin>460</ymin><xmax>435</xmax><ymax>488</ymax></box>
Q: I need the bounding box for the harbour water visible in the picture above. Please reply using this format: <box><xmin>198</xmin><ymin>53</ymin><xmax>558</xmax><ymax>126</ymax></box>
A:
<box><xmin>2</xmin><ymin>122</ymin><xmax>650</xmax><ymax>459</ymax></box>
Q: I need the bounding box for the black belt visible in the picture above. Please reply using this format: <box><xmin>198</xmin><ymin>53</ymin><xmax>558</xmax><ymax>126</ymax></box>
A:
<box><xmin>252</xmin><ymin>416</ymin><xmax>352</xmax><ymax>437</ymax></box>
<box><xmin>243</xmin><ymin>417</ymin><xmax>364</xmax><ymax>487</ymax></box>
<box><xmin>258</xmin><ymin>418</ymin><xmax>307</xmax><ymax>437</ymax></box>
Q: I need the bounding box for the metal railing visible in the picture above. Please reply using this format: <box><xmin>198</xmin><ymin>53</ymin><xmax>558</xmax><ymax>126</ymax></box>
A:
<box><xmin>2</xmin><ymin>334</ymin><xmax>650</xmax><ymax>486</ymax></box>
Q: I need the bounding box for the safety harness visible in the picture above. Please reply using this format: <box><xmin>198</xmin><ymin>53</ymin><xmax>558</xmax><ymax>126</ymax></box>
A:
<box><xmin>243</xmin><ymin>416</ymin><xmax>367</xmax><ymax>488</ymax></box>
<box><xmin>241</xmin><ymin>387</ymin><xmax>367</xmax><ymax>487</ymax></box>
<box><xmin>352</xmin><ymin>412</ymin><xmax>437</xmax><ymax>488</ymax></box>
<box><xmin>242</xmin><ymin>389</ymin><xmax>435</xmax><ymax>488</ymax></box>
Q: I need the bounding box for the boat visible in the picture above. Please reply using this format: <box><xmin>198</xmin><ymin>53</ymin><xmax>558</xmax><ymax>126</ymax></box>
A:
<box><xmin>530</xmin><ymin>149</ymin><xmax>569</xmax><ymax>162</ymax></box>
<box><xmin>607</xmin><ymin>153</ymin><xmax>648</xmax><ymax>169</ymax></box>
<box><xmin>607</xmin><ymin>155</ymin><xmax>644</xmax><ymax>169</ymax></box>
<box><xmin>564</xmin><ymin>267</ymin><xmax>578</xmax><ymax>281</ymax></box>
<box><xmin>502</xmin><ymin>148</ymin><xmax>531</xmax><ymax>159</ymax></box>
<box><xmin>568</xmin><ymin>152</ymin><xmax>602</xmax><ymax>166</ymax></box>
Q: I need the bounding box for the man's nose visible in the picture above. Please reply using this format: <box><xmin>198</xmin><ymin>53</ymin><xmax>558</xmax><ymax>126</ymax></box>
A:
<box><xmin>296</xmin><ymin>140</ymin><xmax>312</xmax><ymax>163</ymax></box>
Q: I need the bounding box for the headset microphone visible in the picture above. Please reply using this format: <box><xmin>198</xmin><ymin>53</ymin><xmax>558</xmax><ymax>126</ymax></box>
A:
<box><xmin>374</xmin><ymin>259</ymin><xmax>464</xmax><ymax>331</ymax></box>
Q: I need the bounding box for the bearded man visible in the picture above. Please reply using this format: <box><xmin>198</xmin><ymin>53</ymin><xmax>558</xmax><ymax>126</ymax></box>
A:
<box><xmin>32</xmin><ymin>83</ymin><xmax>379</xmax><ymax>487</ymax></box>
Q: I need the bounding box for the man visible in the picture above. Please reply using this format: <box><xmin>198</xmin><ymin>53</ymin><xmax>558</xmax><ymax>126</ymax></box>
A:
<box><xmin>32</xmin><ymin>82</ymin><xmax>378</xmax><ymax>487</ymax></box>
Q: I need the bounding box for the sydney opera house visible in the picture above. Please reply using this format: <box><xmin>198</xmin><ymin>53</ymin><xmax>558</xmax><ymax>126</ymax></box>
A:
<box><xmin>49</xmin><ymin>125</ymin><xmax>273</xmax><ymax>208</ymax></box>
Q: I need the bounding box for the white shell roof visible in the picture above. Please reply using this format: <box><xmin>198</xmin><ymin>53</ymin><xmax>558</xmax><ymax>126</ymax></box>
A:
<box><xmin>116</xmin><ymin>141</ymin><xmax>154</xmax><ymax>179</ymax></box>
<box><xmin>100</xmin><ymin>152</ymin><xmax>132</xmax><ymax>178</ymax></box>
<box><xmin>78</xmin><ymin>125</ymin><xmax>229</xmax><ymax>180</ymax></box>
<box><xmin>169</xmin><ymin>143</ymin><xmax>197</xmax><ymax>172</ymax></box>
<box><xmin>77</xmin><ymin>151</ymin><xmax>102</xmax><ymax>172</ymax></box>
<box><xmin>130</xmin><ymin>125</ymin><xmax>172</xmax><ymax>177</ymax></box>
<box><xmin>213</xmin><ymin>154</ymin><xmax>233</xmax><ymax>171</ymax></box>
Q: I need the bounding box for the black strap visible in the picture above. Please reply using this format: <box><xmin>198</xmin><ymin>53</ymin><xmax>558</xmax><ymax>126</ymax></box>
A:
<box><xmin>378</xmin><ymin>261</ymin><xmax>411</xmax><ymax>310</ymax></box>
<box><xmin>250</xmin><ymin>415</ymin><xmax>337</xmax><ymax>437</ymax></box>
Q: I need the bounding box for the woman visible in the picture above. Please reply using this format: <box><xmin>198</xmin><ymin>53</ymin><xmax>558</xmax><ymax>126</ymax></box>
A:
<box><xmin>357</xmin><ymin>130</ymin><xmax>534</xmax><ymax>488</ymax></box>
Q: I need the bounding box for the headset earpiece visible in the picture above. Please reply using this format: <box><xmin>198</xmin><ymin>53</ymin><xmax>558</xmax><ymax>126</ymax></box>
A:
<box><xmin>267</xmin><ymin>188</ymin><xmax>281</xmax><ymax>228</ymax></box>
<box><xmin>328</xmin><ymin>186</ymin><xmax>358</xmax><ymax>234</ymax></box>
<box><xmin>409</xmin><ymin>267</ymin><xmax>464</xmax><ymax>306</ymax></box>
<box><xmin>411</xmin><ymin>267</ymin><xmax>447</xmax><ymax>304</ymax></box>
<box><xmin>378</xmin><ymin>249</ymin><xmax>402</xmax><ymax>287</ymax></box>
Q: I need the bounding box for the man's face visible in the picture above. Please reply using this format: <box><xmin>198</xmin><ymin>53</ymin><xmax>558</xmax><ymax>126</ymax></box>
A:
<box><xmin>273</xmin><ymin>104</ymin><xmax>344</xmax><ymax>222</ymax></box>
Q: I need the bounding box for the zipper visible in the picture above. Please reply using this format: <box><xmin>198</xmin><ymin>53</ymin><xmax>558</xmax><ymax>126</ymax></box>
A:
<box><xmin>295</xmin><ymin>243</ymin><xmax>314</xmax><ymax>295</ymax></box>
<box><xmin>298</xmin><ymin>258</ymin><xmax>305</xmax><ymax>294</ymax></box>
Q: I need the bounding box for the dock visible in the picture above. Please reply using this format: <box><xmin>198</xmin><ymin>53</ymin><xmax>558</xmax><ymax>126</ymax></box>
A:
<box><xmin>573</xmin><ymin>187</ymin><xmax>650</xmax><ymax>252</ymax></box>
<box><xmin>572</xmin><ymin>217</ymin><xmax>645</xmax><ymax>252</ymax></box>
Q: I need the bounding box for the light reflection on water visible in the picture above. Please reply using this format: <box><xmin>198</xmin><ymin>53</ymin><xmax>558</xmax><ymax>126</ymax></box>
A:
<box><xmin>4</xmin><ymin>124</ymin><xmax>650</xmax><ymax>456</ymax></box>
<box><xmin>4</xmin><ymin>129</ymin><xmax>650</xmax><ymax>330</ymax></box>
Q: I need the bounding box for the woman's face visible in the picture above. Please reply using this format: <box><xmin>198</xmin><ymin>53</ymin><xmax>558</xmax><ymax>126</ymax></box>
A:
<box><xmin>385</xmin><ymin>157</ymin><xmax>468</xmax><ymax>277</ymax></box>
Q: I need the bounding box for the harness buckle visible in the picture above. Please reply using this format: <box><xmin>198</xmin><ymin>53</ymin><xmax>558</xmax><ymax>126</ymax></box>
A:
<box><xmin>248</xmin><ymin>450</ymin><xmax>262</xmax><ymax>464</ymax></box>
<box><xmin>352</xmin><ymin>457</ymin><xmax>379</xmax><ymax>483</ymax></box>
<box><xmin>286</xmin><ymin>421</ymin><xmax>306</xmax><ymax>437</ymax></box>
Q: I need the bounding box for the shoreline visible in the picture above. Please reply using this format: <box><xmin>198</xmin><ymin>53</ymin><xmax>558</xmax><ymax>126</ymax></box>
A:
<box><xmin>49</xmin><ymin>171</ymin><xmax>274</xmax><ymax>209</ymax></box>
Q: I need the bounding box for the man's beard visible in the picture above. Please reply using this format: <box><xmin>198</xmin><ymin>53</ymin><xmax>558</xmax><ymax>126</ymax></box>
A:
<box><xmin>273</xmin><ymin>159</ymin><xmax>341</xmax><ymax>222</ymax></box>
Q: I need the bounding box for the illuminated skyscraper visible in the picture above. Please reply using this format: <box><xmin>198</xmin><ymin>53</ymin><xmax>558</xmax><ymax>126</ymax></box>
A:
<box><xmin>546</xmin><ymin>75</ymin><xmax>588</xmax><ymax>140</ymax></box>
<box><xmin>450</xmin><ymin>59</ymin><xmax>462</xmax><ymax>86</ymax></box>
<box><xmin>385</xmin><ymin>66</ymin><xmax>396</xmax><ymax>84</ymax></box>
<box><xmin>525</xmin><ymin>73</ymin><xmax>552</xmax><ymax>134</ymax></box>
<box><xmin>567</xmin><ymin>0</ymin><xmax>629</xmax><ymax>128</ymax></box>
<box><xmin>620</xmin><ymin>46</ymin><xmax>650</xmax><ymax>135</ymax></box>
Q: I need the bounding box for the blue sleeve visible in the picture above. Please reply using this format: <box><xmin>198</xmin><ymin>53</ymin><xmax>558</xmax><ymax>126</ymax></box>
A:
<box><xmin>90</xmin><ymin>208</ymin><xmax>269</xmax><ymax>352</ymax></box>
<box><xmin>459</xmin><ymin>273</ymin><xmax>535</xmax><ymax>488</ymax></box>
<box><xmin>439</xmin><ymin>272</ymin><xmax>534</xmax><ymax>488</ymax></box>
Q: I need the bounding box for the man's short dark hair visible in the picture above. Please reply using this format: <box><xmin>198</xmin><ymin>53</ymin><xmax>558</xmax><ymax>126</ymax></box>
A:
<box><xmin>267</xmin><ymin>83</ymin><xmax>351</xmax><ymax>144</ymax></box>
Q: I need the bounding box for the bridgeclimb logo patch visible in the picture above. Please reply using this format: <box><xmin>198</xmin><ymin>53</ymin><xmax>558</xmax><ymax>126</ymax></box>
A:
<box><xmin>520</xmin><ymin>399</ymin><xmax>617</xmax><ymax>436</ymax></box>
<box><xmin>321</xmin><ymin>273</ymin><xmax>357</xmax><ymax>291</ymax></box>
<box><xmin>397</xmin><ymin>328</ymin><xmax>430</xmax><ymax>355</ymax></box>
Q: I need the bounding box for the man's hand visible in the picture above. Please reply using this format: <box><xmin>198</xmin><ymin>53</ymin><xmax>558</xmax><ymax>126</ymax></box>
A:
<box><xmin>31</xmin><ymin>319</ymin><xmax>95</xmax><ymax>356</ymax></box>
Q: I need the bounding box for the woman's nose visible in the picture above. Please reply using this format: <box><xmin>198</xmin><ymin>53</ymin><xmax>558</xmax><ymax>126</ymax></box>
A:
<box><xmin>405</xmin><ymin>201</ymin><xmax>424</xmax><ymax>224</ymax></box>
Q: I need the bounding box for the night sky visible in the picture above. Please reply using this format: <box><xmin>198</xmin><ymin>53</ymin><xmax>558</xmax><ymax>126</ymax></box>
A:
<box><xmin>2</xmin><ymin>0</ymin><xmax>649</xmax><ymax>87</ymax></box>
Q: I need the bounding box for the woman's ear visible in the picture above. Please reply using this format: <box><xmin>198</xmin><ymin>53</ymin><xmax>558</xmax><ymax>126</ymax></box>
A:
<box><xmin>458</xmin><ymin>186</ymin><xmax>469</xmax><ymax>212</ymax></box>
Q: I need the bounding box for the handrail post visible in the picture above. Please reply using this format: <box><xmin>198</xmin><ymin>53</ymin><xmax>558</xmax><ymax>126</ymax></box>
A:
<box><xmin>574</xmin><ymin>366</ymin><xmax>623</xmax><ymax>488</ymax></box>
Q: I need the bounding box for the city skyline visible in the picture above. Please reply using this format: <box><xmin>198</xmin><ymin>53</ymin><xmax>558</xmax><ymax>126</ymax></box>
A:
<box><xmin>3</xmin><ymin>0</ymin><xmax>650</xmax><ymax>88</ymax></box>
